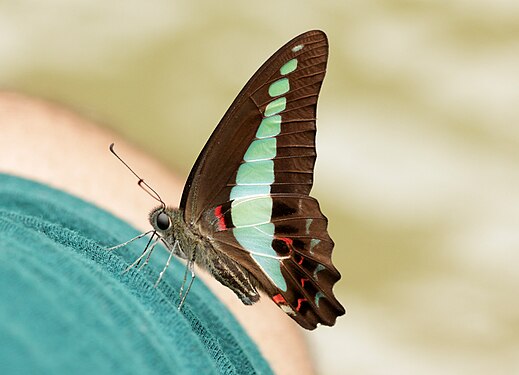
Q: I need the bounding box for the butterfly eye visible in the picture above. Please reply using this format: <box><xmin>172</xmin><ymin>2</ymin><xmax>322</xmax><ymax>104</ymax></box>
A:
<box><xmin>156</xmin><ymin>212</ymin><xmax>170</xmax><ymax>230</ymax></box>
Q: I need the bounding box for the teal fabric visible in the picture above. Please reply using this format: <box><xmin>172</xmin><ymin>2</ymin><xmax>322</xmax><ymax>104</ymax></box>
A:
<box><xmin>0</xmin><ymin>173</ymin><xmax>272</xmax><ymax>375</ymax></box>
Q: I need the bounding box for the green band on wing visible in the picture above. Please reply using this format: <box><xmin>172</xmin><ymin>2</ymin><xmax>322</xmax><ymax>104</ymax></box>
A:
<box><xmin>232</xmin><ymin>223</ymin><xmax>287</xmax><ymax>291</ymax></box>
<box><xmin>256</xmin><ymin>115</ymin><xmax>281</xmax><ymax>139</ymax></box>
<box><xmin>233</xmin><ymin>223</ymin><xmax>274</xmax><ymax>250</ymax></box>
<box><xmin>226</xmin><ymin>56</ymin><xmax>297</xmax><ymax>293</ymax></box>
<box><xmin>230</xmin><ymin>184</ymin><xmax>270</xmax><ymax>200</ymax></box>
<box><xmin>235</xmin><ymin>160</ymin><xmax>274</xmax><ymax>185</ymax></box>
<box><xmin>268</xmin><ymin>78</ymin><xmax>289</xmax><ymax>97</ymax></box>
<box><xmin>231</xmin><ymin>196</ymin><xmax>272</xmax><ymax>227</ymax></box>
<box><xmin>251</xmin><ymin>255</ymin><xmax>287</xmax><ymax>291</ymax></box>
<box><xmin>280</xmin><ymin>58</ymin><xmax>297</xmax><ymax>75</ymax></box>
<box><xmin>264</xmin><ymin>97</ymin><xmax>286</xmax><ymax>117</ymax></box>
<box><xmin>243</xmin><ymin>138</ymin><xmax>277</xmax><ymax>162</ymax></box>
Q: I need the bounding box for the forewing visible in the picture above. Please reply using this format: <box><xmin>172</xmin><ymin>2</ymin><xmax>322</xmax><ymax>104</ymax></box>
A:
<box><xmin>180</xmin><ymin>30</ymin><xmax>328</xmax><ymax>223</ymax></box>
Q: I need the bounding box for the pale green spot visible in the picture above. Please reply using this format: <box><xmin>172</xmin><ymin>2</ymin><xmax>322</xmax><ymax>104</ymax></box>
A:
<box><xmin>305</xmin><ymin>219</ymin><xmax>313</xmax><ymax>234</ymax></box>
<box><xmin>235</xmin><ymin>160</ymin><xmax>274</xmax><ymax>185</ymax></box>
<box><xmin>264</xmin><ymin>97</ymin><xmax>286</xmax><ymax>116</ymax></box>
<box><xmin>244</xmin><ymin>138</ymin><xmax>277</xmax><ymax>161</ymax></box>
<box><xmin>268</xmin><ymin>78</ymin><xmax>289</xmax><ymax>97</ymax></box>
<box><xmin>230</xmin><ymin>184</ymin><xmax>270</xmax><ymax>200</ymax></box>
<box><xmin>313</xmin><ymin>264</ymin><xmax>325</xmax><ymax>279</ymax></box>
<box><xmin>256</xmin><ymin>115</ymin><xmax>281</xmax><ymax>138</ymax></box>
<box><xmin>280</xmin><ymin>58</ymin><xmax>297</xmax><ymax>75</ymax></box>
<box><xmin>291</xmin><ymin>44</ymin><xmax>304</xmax><ymax>52</ymax></box>
<box><xmin>309</xmin><ymin>239</ymin><xmax>321</xmax><ymax>254</ymax></box>
<box><xmin>231</xmin><ymin>196</ymin><xmax>272</xmax><ymax>227</ymax></box>
<box><xmin>315</xmin><ymin>291</ymin><xmax>324</xmax><ymax>307</ymax></box>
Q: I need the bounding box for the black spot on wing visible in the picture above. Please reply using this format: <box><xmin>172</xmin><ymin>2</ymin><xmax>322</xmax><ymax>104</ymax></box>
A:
<box><xmin>272</xmin><ymin>200</ymin><xmax>298</xmax><ymax>217</ymax></box>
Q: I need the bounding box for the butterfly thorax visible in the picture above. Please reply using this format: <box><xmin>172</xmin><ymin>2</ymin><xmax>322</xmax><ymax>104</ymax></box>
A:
<box><xmin>149</xmin><ymin>205</ymin><xmax>260</xmax><ymax>305</ymax></box>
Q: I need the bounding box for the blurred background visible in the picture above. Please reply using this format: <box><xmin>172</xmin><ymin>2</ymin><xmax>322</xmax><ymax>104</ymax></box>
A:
<box><xmin>1</xmin><ymin>1</ymin><xmax>518</xmax><ymax>373</ymax></box>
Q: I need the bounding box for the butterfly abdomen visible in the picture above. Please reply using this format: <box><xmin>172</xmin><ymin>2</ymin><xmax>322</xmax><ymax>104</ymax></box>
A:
<box><xmin>200</xmin><ymin>246</ymin><xmax>260</xmax><ymax>305</ymax></box>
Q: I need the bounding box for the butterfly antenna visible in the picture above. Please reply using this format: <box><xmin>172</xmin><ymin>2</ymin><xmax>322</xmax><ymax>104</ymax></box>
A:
<box><xmin>109</xmin><ymin>143</ymin><xmax>166</xmax><ymax>210</ymax></box>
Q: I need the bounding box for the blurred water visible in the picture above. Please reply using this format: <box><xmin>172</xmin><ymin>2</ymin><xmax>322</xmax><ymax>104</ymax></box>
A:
<box><xmin>1</xmin><ymin>1</ymin><xmax>518</xmax><ymax>373</ymax></box>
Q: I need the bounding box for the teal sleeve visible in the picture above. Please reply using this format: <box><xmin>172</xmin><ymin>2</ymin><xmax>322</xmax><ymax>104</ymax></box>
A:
<box><xmin>0</xmin><ymin>173</ymin><xmax>272</xmax><ymax>375</ymax></box>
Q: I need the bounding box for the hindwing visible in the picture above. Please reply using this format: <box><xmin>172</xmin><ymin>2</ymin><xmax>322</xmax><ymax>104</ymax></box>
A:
<box><xmin>202</xmin><ymin>194</ymin><xmax>344</xmax><ymax>329</ymax></box>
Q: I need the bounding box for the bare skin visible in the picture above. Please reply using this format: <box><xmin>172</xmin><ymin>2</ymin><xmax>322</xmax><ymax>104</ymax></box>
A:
<box><xmin>0</xmin><ymin>92</ymin><xmax>315</xmax><ymax>375</ymax></box>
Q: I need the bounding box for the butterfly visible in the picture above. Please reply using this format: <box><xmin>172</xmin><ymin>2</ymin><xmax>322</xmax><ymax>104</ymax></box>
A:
<box><xmin>110</xmin><ymin>30</ymin><xmax>345</xmax><ymax>330</ymax></box>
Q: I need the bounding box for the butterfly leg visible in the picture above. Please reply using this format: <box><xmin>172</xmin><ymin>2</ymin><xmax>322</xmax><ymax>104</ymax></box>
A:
<box><xmin>107</xmin><ymin>230</ymin><xmax>154</xmax><ymax>251</ymax></box>
<box><xmin>154</xmin><ymin>240</ymin><xmax>177</xmax><ymax>287</ymax></box>
<box><xmin>177</xmin><ymin>242</ymin><xmax>191</xmax><ymax>298</ymax></box>
<box><xmin>140</xmin><ymin>236</ymin><xmax>164</xmax><ymax>269</ymax></box>
<box><xmin>123</xmin><ymin>236</ymin><xmax>159</xmax><ymax>273</ymax></box>
<box><xmin>178</xmin><ymin>258</ymin><xmax>196</xmax><ymax>311</ymax></box>
<box><xmin>134</xmin><ymin>233</ymin><xmax>158</xmax><ymax>268</ymax></box>
<box><xmin>178</xmin><ymin>259</ymin><xmax>190</xmax><ymax>298</ymax></box>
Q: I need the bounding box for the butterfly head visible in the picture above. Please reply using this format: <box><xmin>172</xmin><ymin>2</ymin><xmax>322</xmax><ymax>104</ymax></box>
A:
<box><xmin>148</xmin><ymin>206</ymin><xmax>189</xmax><ymax>259</ymax></box>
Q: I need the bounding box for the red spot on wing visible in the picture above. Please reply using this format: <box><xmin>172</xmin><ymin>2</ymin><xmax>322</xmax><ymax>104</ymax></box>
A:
<box><xmin>301</xmin><ymin>278</ymin><xmax>309</xmax><ymax>287</ymax></box>
<box><xmin>296</xmin><ymin>298</ymin><xmax>307</xmax><ymax>312</ymax></box>
<box><xmin>297</xmin><ymin>256</ymin><xmax>304</xmax><ymax>266</ymax></box>
<box><xmin>214</xmin><ymin>205</ymin><xmax>226</xmax><ymax>231</ymax></box>
<box><xmin>279</xmin><ymin>237</ymin><xmax>293</xmax><ymax>246</ymax></box>
<box><xmin>272</xmin><ymin>293</ymin><xmax>287</xmax><ymax>304</ymax></box>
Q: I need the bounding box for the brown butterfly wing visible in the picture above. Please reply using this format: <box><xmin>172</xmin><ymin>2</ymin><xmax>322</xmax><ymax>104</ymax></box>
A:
<box><xmin>180</xmin><ymin>30</ymin><xmax>328</xmax><ymax>222</ymax></box>
<box><xmin>179</xmin><ymin>30</ymin><xmax>344</xmax><ymax>329</ymax></box>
